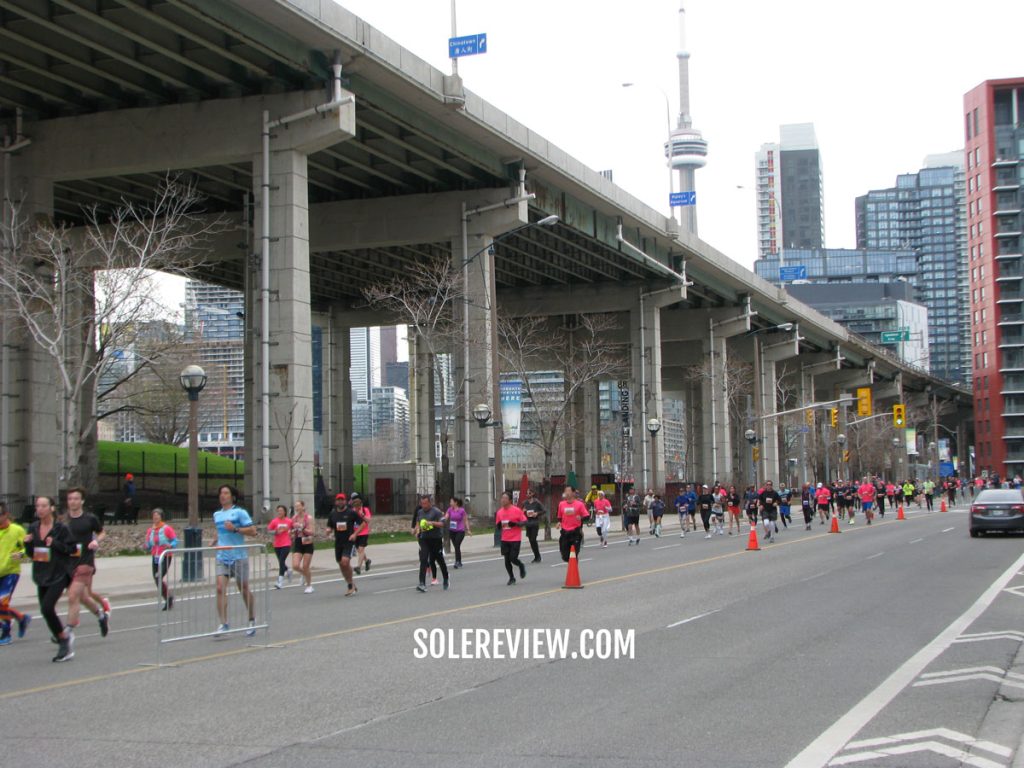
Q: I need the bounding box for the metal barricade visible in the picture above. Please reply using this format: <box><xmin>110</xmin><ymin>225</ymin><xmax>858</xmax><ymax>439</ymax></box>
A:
<box><xmin>147</xmin><ymin>543</ymin><xmax>272</xmax><ymax>666</ymax></box>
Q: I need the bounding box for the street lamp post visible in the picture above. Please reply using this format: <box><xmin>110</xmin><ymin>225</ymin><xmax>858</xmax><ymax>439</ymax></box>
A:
<box><xmin>836</xmin><ymin>433</ymin><xmax>847</xmax><ymax>483</ymax></box>
<box><xmin>621</xmin><ymin>82</ymin><xmax>675</xmax><ymax>224</ymax></box>
<box><xmin>180</xmin><ymin>364</ymin><xmax>207</xmax><ymax>580</ymax></box>
<box><xmin>647</xmin><ymin>418</ymin><xmax>662</xmax><ymax>491</ymax></box>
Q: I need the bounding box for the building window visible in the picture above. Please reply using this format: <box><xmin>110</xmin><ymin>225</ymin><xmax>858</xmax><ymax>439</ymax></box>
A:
<box><xmin>965</xmin><ymin>113</ymin><xmax>972</xmax><ymax>140</ymax></box>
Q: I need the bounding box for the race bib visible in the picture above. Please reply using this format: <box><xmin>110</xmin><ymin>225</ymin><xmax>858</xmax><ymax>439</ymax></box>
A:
<box><xmin>336</xmin><ymin>523</ymin><xmax>345</xmax><ymax>531</ymax></box>
<box><xmin>449</xmin><ymin>520</ymin><xmax>458</xmax><ymax>530</ymax></box>
<box><xmin>33</xmin><ymin>547</ymin><xmax>51</xmax><ymax>563</ymax></box>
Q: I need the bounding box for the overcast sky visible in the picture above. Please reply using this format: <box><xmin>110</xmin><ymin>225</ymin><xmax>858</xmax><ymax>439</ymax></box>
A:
<box><xmin>333</xmin><ymin>0</ymin><xmax>1024</xmax><ymax>268</ymax></box>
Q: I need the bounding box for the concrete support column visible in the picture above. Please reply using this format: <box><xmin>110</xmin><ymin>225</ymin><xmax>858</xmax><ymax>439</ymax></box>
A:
<box><xmin>410</xmin><ymin>331</ymin><xmax>436</xmax><ymax>467</ymax></box>
<box><xmin>2</xmin><ymin>158</ymin><xmax>58</xmax><ymax>503</ymax></box>
<box><xmin>583</xmin><ymin>380</ymin><xmax>601</xmax><ymax>485</ymax></box>
<box><xmin>701</xmin><ymin>332</ymin><xmax>731</xmax><ymax>485</ymax></box>
<box><xmin>758</xmin><ymin>330</ymin><xmax>800</xmax><ymax>485</ymax></box>
<box><xmin>456</xmin><ymin>232</ymin><xmax>496</xmax><ymax>513</ymax></box>
<box><xmin>327</xmin><ymin>312</ymin><xmax>353</xmax><ymax>494</ymax></box>
<box><xmin>631</xmin><ymin>293</ymin><xmax>666</xmax><ymax>492</ymax></box>
<box><xmin>252</xmin><ymin>148</ymin><xmax>315</xmax><ymax>513</ymax></box>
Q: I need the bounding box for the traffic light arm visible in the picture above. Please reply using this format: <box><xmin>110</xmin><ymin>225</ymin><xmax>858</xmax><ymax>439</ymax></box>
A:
<box><xmin>849</xmin><ymin>412</ymin><xmax>900</xmax><ymax>426</ymax></box>
<box><xmin>755</xmin><ymin>395</ymin><xmax>855</xmax><ymax>421</ymax></box>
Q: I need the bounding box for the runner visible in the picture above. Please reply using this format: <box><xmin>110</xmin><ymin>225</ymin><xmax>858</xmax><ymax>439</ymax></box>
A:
<box><xmin>643</xmin><ymin>488</ymin><xmax>655</xmax><ymax>535</ymax></box>
<box><xmin>696</xmin><ymin>485</ymin><xmax>716</xmax><ymax>539</ymax></box>
<box><xmin>352</xmin><ymin>493</ymin><xmax>373</xmax><ymax>575</ymax></box>
<box><xmin>143</xmin><ymin>508</ymin><xmax>177</xmax><ymax>609</ymax></box>
<box><xmin>779</xmin><ymin>486</ymin><xmax>793</xmax><ymax>529</ymax></box>
<box><xmin>842</xmin><ymin>482</ymin><xmax>857</xmax><ymax>523</ymax></box>
<box><xmin>0</xmin><ymin>501</ymin><xmax>30</xmax><ymax>645</ymax></box>
<box><xmin>624</xmin><ymin>488</ymin><xmax>643</xmax><ymax>546</ymax></box>
<box><xmin>63</xmin><ymin>488</ymin><xmax>109</xmax><ymax>640</ymax></box>
<box><xmin>521</xmin><ymin>490</ymin><xmax>546</xmax><ymax>563</ymax></box>
<box><xmin>24</xmin><ymin>496</ymin><xmax>74</xmax><ymax>661</ymax></box>
<box><xmin>446</xmin><ymin>497</ymin><xmax>471</xmax><ymax>569</ymax></box>
<box><xmin>495</xmin><ymin>492</ymin><xmax>528</xmax><ymax>585</ymax></box>
<box><xmin>557</xmin><ymin>487</ymin><xmax>589</xmax><ymax>560</ymax></box>
<box><xmin>815</xmin><ymin>483</ymin><xmax>832</xmax><ymax>525</ymax></box>
<box><xmin>946</xmin><ymin>478</ymin><xmax>957</xmax><ymax>507</ymax></box>
<box><xmin>651</xmin><ymin>493</ymin><xmax>666</xmax><ymax>537</ymax></box>
<box><xmin>211</xmin><ymin>485</ymin><xmax>258</xmax><ymax>637</ymax></box>
<box><xmin>593</xmin><ymin>490</ymin><xmax>613</xmax><ymax>547</ymax></box>
<box><xmin>758</xmin><ymin>480</ymin><xmax>782</xmax><ymax>543</ymax></box>
<box><xmin>710</xmin><ymin>486</ymin><xmax>726</xmax><ymax>536</ymax></box>
<box><xmin>726</xmin><ymin>485</ymin><xmax>742</xmax><ymax>535</ymax></box>
<box><xmin>411</xmin><ymin>494</ymin><xmax>448</xmax><ymax>592</ymax></box>
<box><xmin>326</xmin><ymin>492</ymin><xmax>365</xmax><ymax>597</ymax></box>
<box><xmin>744</xmin><ymin>486</ymin><xmax>760</xmax><ymax>529</ymax></box>
<box><xmin>922</xmin><ymin>478</ymin><xmax>936</xmax><ymax>511</ymax></box>
<box><xmin>902</xmin><ymin>480</ymin><xmax>917</xmax><ymax>508</ymax></box>
<box><xmin>268</xmin><ymin>504</ymin><xmax>292</xmax><ymax>589</ymax></box>
<box><xmin>583</xmin><ymin>485</ymin><xmax>599</xmax><ymax>528</ymax></box>
<box><xmin>674</xmin><ymin>486</ymin><xmax>689</xmax><ymax>537</ymax></box>
<box><xmin>857</xmin><ymin>477</ymin><xmax>877</xmax><ymax>525</ymax></box>
<box><xmin>290</xmin><ymin>499</ymin><xmax>315</xmax><ymax>594</ymax></box>
<box><xmin>800</xmin><ymin>482</ymin><xmax>814</xmax><ymax>530</ymax></box>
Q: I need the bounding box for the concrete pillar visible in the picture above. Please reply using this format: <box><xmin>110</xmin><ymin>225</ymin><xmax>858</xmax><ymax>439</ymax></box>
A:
<box><xmin>2</xmin><ymin>156</ymin><xmax>58</xmax><ymax>504</ymax></box>
<box><xmin>701</xmin><ymin>332</ymin><xmax>731</xmax><ymax>484</ymax></box>
<box><xmin>758</xmin><ymin>330</ymin><xmax>801</xmax><ymax>484</ymax></box>
<box><xmin>409</xmin><ymin>331</ymin><xmax>436</xmax><ymax>467</ymax></box>
<box><xmin>583</xmin><ymin>380</ymin><xmax>601</xmax><ymax>484</ymax></box>
<box><xmin>631</xmin><ymin>292</ymin><xmax>666</xmax><ymax>491</ymax></box>
<box><xmin>327</xmin><ymin>311</ymin><xmax>353</xmax><ymax>494</ymax></box>
<box><xmin>252</xmin><ymin>148</ymin><xmax>315</xmax><ymax>514</ymax></box>
<box><xmin>456</xmin><ymin>231</ymin><xmax>496</xmax><ymax>512</ymax></box>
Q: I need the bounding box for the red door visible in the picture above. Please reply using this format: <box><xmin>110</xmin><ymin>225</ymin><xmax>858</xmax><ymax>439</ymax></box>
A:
<box><xmin>374</xmin><ymin>478</ymin><xmax>393</xmax><ymax>516</ymax></box>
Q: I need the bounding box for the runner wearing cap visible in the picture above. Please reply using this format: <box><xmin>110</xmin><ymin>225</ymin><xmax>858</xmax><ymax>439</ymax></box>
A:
<box><xmin>593</xmin><ymin>490</ymin><xmax>612</xmax><ymax>547</ymax></box>
<box><xmin>696</xmin><ymin>485</ymin><xmax>716</xmax><ymax>539</ymax></box>
<box><xmin>326</xmin><ymin>493</ymin><xmax>365</xmax><ymax>596</ymax></box>
<box><xmin>290</xmin><ymin>499</ymin><xmax>315</xmax><ymax>593</ymax></box>
<box><xmin>815</xmin><ymin>483</ymin><xmax>832</xmax><ymax>524</ymax></box>
<box><xmin>351</xmin><ymin>494</ymin><xmax>372</xmax><ymax>575</ymax></box>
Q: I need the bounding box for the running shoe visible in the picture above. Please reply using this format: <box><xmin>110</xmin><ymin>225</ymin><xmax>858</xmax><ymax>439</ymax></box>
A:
<box><xmin>215</xmin><ymin>624</ymin><xmax>229</xmax><ymax>637</ymax></box>
<box><xmin>98</xmin><ymin>611</ymin><xmax>109</xmax><ymax>638</ymax></box>
<box><xmin>52</xmin><ymin>636</ymin><xmax>74</xmax><ymax>662</ymax></box>
<box><xmin>345</xmin><ymin>585</ymin><xmax>357</xmax><ymax>596</ymax></box>
<box><xmin>704</xmin><ymin>534</ymin><xmax>712</xmax><ymax>539</ymax></box>
<box><xmin>17</xmin><ymin>614</ymin><xmax>31</xmax><ymax>638</ymax></box>
<box><xmin>507</xmin><ymin>577</ymin><xmax>516</xmax><ymax>586</ymax></box>
<box><xmin>101</xmin><ymin>597</ymin><xmax>111</xmax><ymax>614</ymax></box>
<box><xmin>680</xmin><ymin>532</ymin><xmax>686</xmax><ymax>538</ymax></box>
<box><xmin>364</xmin><ymin>559</ymin><xmax>372</xmax><ymax>572</ymax></box>
<box><xmin>443</xmin><ymin>579</ymin><xmax>450</xmax><ymax>591</ymax></box>
<box><xmin>518</xmin><ymin>562</ymin><xmax>527</xmax><ymax>579</ymax></box>
<box><xmin>245</xmin><ymin>620</ymin><xmax>256</xmax><ymax>637</ymax></box>
<box><xmin>416</xmin><ymin>584</ymin><xmax>428</xmax><ymax>593</ymax></box>
<box><xmin>431</xmin><ymin>578</ymin><xmax>439</xmax><ymax>586</ymax></box>
<box><xmin>286</xmin><ymin>568</ymin><xmax>293</xmax><ymax>584</ymax></box>
<box><xmin>275</xmin><ymin>576</ymin><xmax>283</xmax><ymax>589</ymax></box>
<box><xmin>353</xmin><ymin>566</ymin><xmax>361</xmax><ymax>575</ymax></box>
<box><xmin>304</xmin><ymin>586</ymin><xmax>315</xmax><ymax>594</ymax></box>
<box><xmin>0</xmin><ymin>632</ymin><xmax>11</xmax><ymax>646</ymax></box>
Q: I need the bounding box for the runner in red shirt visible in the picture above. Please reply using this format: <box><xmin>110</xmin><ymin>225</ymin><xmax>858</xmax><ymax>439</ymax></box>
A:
<box><xmin>557</xmin><ymin>487</ymin><xmax>589</xmax><ymax>562</ymax></box>
<box><xmin>592</xmin><ymin>491</ymin><xmax>613</xmax><ymax>547</ymax></box>
<box><xmin>495</xmin><ymin>492</ymin><xmax>528</xmax><ymax>585</ymax></box>
<box><xmin>857</xmin><ymin>477</ymin><xmax>877</xmax><ymax>525</ymax></box>
<box><xmin>814</xmin><ymin>483</ymin><xmax>832</xmax><ymax>525</ymax></box>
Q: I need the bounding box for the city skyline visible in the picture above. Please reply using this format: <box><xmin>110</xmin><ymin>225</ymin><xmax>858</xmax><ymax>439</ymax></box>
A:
<box><xmin>332</xmin><ymin>0</ymin><xmax>1023</xmax><ymax>268</ymax></box>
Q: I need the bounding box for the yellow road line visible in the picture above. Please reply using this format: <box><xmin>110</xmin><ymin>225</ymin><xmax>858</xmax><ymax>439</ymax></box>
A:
<box><xmin>0</xmin><ymin>513</ymin><xmax>923</xmax><ymax>702</ymax></box>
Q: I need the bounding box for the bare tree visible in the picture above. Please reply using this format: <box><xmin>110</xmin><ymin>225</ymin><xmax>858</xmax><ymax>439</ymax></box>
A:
<box><xmin>363</xmin><ymin>257</ymin><xmax>468</xmax><ymax>500</ymax></box>
<box><xmin>274</xmin><ymin>402</ymin><xmax>312</xmax><ymax>512</ymax></box>
<box><xmin>0</xmin><ymin>176</ymin><xmax>222</xmax><ymax>490</ymax></box>
<box><xmin>685</xmin><ymin>354</ymin><xmax>753</xmax><ymax>485</ymax></box>
<box><xmin>499</xmin><ymin>313</ymin><xmax>629</xmax><ymax>535</ymax></box>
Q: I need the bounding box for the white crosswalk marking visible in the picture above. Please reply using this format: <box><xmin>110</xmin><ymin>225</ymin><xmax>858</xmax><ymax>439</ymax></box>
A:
<box><xmin>830</xmin><ymin>728</ymin><xmax>1012</xmax><ymax>767</ymax></box>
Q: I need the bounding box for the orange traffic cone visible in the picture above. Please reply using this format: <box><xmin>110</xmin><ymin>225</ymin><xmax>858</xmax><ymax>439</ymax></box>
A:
<box><xmin>562</xmin><ymin>546</ymin><xmax>583</xmax><ymax>589</ymax></box>
<box><xmin>830</xmin><ymin>514</ymin><xmax>841</xmax><ymax>534</ymax></box>
<box><xmin>897</xmin><ymin>505</ymin><xmax>906</xmax><ymax>520</ymax></box>
<box><xmin>940</xmin><ymin>499</ymin><xmax>948</xmax><ymax>513</ymax></box>
<box><xmin>746</xmin><ymin>521</ymin><xmax>761</xmax><ymax>551</ymax></box>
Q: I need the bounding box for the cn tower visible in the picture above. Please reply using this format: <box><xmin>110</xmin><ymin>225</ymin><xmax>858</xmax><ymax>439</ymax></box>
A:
<box><xmin>665</xmin><ymin>0</ymin><xmax>707</xmax><ymax>235</ymax></box>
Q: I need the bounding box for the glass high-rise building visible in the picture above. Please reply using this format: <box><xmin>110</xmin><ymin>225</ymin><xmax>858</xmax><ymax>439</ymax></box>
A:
<box><xmin>755</xmin><ymin>123</ymin><xmax>825</xmax><ymax>259</ymax></box>
<box><xmin>855</xmin><ymin>154</ymin><xmax>969</xmax><ymax>383</ymax></box>
<box><xmin>964</xmin><ymin>78</ymin><xmax>1024</xmax><ymax>478</ymax></box>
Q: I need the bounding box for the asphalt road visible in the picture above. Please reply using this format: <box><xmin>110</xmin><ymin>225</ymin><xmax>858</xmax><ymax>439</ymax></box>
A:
<box><xmin>3</xmin><ymin>505</ymin><xmax>1023</xmax><ymax>768</ymax></box>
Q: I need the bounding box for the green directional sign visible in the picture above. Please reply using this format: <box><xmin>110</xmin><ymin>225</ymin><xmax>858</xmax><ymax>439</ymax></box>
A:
<box><xmin>880</xmin><ymin>330</ymin><xmax>911</xmax><ymax>344</ymax></box>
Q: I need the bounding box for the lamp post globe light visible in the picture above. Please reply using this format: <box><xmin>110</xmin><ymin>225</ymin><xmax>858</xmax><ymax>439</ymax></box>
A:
<box><xmin>646</xmin><ymin>418</ymin><xmax>662</xmax><ymax>491</ymax></box>
<box><xmin>180</xmin><ymin>364</ymin><xmax>206</xmax><ymax>575</ymax></box>
<box><xmin>744</xmin><ymin>429</ymin><xmax>757</xmax><ymax>444</ymax></box>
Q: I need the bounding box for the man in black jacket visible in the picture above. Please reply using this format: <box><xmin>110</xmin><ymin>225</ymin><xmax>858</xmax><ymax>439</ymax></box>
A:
<box><xmin>521</xmin><ymin>491</ymin><xmax>546</xmax><ymax>563</ymax></box>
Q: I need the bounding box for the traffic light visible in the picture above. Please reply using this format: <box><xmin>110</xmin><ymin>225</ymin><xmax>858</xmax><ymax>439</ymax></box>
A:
<box><xmin>843</xmin><ymin>450</ymin><xmax>850</xmax><ymax>463</ymax></box>
<box><xmin>856</xmin><ymin>387</ymin><xmax>872</xmax><ymax>417</ymax></box>
<box><xmin>893</xmin><ymin>404</ymin><xmax>906</xmax><ymax>428</ymax></box>
<box><xmin>829</xmin><ymin>408</ymin><xmax>838</xmax><ymax>427</ymax></box>
<box><xmin>805</xmin><ymin>409</ymin><xmax>815</xmax><ymax>426</ymax></box>
<box><xmin>752</xmin><ymin>447</ymin><xmax>761</xmax><ymax>462</ymax></box>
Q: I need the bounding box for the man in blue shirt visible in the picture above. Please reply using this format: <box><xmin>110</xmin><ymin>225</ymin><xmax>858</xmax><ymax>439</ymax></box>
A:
<box><xmin>211</xmin><ymin>485</ymin><xmax>257</xmax><ymax>637</ymax></box>
<box><xmin>681</xmin><ymin>484</ymin><xmax>698</xmax><ymax>538</ymax></box>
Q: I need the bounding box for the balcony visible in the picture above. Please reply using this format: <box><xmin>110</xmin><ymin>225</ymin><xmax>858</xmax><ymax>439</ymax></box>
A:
<box><xmin>1000</xmin><ymin>311</ymin><xmax>1024</xmax><ymax>325</ymax></box>
<box><xmin>998</xmin><ymin>264</ymin><xmax>1024</xmax><ymax>281</ymax></box>
<box><xmin>994</xmin><ymin>179</ymin><xmax>1022</xmax><ymax>192</ymax></box>
<box><xmin>1000</xmin><ymin>333</ymin><xmax>1024</xmax><ymax>348</ymax></box>
<box><xmin>993</xmin><ymin>157</ymin><xmax>1021</xmax><ymax>168</ymax></box>
<box><xmin>997</xmin><ymin>250</ymin><xmax>1023</xmax><ymax>261</ymax></box>
<box><xmin>996</xmin><ymin>227</ymin><xmax>1024</xmax><ymax>239</ymax></box>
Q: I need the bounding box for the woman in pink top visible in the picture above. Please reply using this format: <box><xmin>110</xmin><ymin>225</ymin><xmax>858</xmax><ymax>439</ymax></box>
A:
<box><xmin>289</xmin><ymin>500</ymin><xmax>315</xmax><ymax>593</ymax></box>
<box><xmin>495</xmin><ymin>492</ymin><xmax>527</xmax><ymax>586</ymax></box>
<box><xmin>269</xmin><ymin>505</ymin><xmax>293</xmax><ymax>589</ymax></box>
<box><xmin>143</xmin><ymin>508</ymin><xmax>177</xmax><ymax>611</ymax></box>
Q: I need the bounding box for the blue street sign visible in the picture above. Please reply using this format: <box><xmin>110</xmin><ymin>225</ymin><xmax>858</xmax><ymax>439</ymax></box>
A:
<box><xmin>778</xmin><ymin>265</ymin><xmax>808</xmax><ymax>282</ymax></box>
<box><xmin>669</xmin><ymin>191</ymin><xmax>697</xmax><ymax>207</ymax></box>
<box><xmin>448</xmin><ymin>33</ymin><xmax>487</xmax><ymax>58</ymax></box>
<box><xmin>939</xmin><ymin>461</ymin><xmax>955</xmax><ymax>477</ymax></box>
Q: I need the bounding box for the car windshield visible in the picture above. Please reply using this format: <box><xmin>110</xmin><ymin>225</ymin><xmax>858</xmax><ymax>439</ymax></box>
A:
<box><xmin>974</xmin><ymin>490</ymin><xmax>1024</xmax><ymax>503</ymax></box>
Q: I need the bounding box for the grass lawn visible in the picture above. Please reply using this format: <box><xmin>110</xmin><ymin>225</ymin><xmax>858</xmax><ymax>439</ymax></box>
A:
<box><xmin>99</xmin><ymin>441</ymin><xmax>244</xmax><ymax>475</ymax></box>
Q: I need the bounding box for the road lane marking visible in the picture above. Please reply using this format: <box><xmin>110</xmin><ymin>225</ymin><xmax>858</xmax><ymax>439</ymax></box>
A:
<box><xmin>785</xmin><ymin>549</ymin><xmax>1024</xmax><ymax>768</ymax></box>
<box><xmin>666</xmin><ymin>609</ymin><xmax>720</xmax><ymax>629</ymax></box>
<box><xmin>373</xmin><ymin>586</ymin><xmax>418</xmax><ymax>595</ymax></box>
<box><xmin>909</xmin><ymin>538</ymin><xmax>924</xmax><ymax>544</ymax></box>
<box><xmin>801</xmin><ymin>571</ymin><xmax>830</xmax><ymax>583</ymax></box>
<box><xmin>549</xmin><ymin>558</ymin><xmax>592</xmax><ymax>567</ymax></box>
<box><xmin>865</xmin><ymin>552</ymin><xmax>885</xmax><ymax>561</ymax></box>
<box><xmin>0</xmin><ymin>513</ymin><xmax>951</xmax><ymax>703</ymax></box>
<box><xmin>653</xmin><ymin>544</ymin><xmax>682</xmax><ymax>550</ymax></box>
<box><xmin>941</xmin><ymin>527</ymin><xmax>955</xmax><ymax>533</ymax></box>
